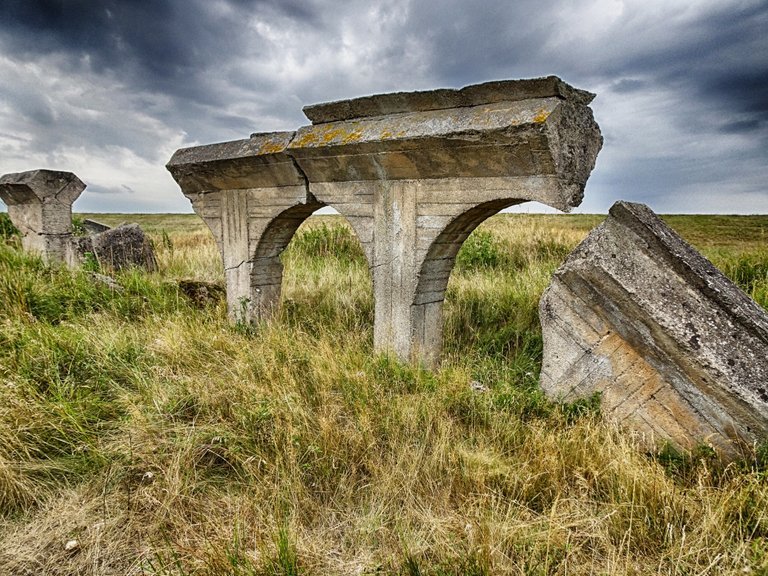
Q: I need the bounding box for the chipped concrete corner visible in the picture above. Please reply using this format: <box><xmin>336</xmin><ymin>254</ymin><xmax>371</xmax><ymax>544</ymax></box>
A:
<box><xmin>539</xmin><ymin>200</ymin><xmax>768</xmax><ymax>458</ymax></box>
<box><xmin>0</xmin><ymin>169</ymin><xmax>85</xmax><ymax>263</ymax></box>
<box><xmin>167</xmin><ymin>76</ymin><xmax>603</xmax><ymax>365</ymax></box>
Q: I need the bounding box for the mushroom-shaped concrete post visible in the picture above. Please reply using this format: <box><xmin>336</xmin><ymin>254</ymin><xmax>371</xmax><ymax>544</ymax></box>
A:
<box><xmin>0</xmin><ymin>169</ymin><xmax>86</xmax><ymax>263</ymax></box>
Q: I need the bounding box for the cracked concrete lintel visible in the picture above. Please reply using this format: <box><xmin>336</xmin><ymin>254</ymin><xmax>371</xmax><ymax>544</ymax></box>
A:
<box><xmin>166</xmin><ymin>76</ymin><xmax>602</xmax><ymax>215</ymax></box>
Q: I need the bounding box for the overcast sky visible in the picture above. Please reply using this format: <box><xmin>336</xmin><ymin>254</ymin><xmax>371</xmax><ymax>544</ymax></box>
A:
<box><xmin>0</xmin><ymin>0</ymin><xmax>766</xmax><ymax>214</ymax></box>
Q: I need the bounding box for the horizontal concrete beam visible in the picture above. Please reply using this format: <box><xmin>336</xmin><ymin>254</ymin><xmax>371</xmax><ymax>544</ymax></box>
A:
<box><xmin>167</xmin><ymin>132</ymin><xmax>303</xmax><ymax>193</ymax></box>
<box><xmin>302</xmin><ymin>75</ymin><xmax>595</xmax><ymax>123</ymax></box>
<box><xmin>167</xmin><ymin>76</ymin><xmax>602</xmax><ymax>212</ymax></box>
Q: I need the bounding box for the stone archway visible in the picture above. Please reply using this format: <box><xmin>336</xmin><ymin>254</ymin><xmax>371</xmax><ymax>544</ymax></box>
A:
<box><xmin>249</xmin><ymin>201</ymin><xmax>325</xmax><ymax>321</ymax></box>
<box><xmin>167</xmin><ymin>76</ymin><xmax>603</xmax><ymax>364</ymax></box>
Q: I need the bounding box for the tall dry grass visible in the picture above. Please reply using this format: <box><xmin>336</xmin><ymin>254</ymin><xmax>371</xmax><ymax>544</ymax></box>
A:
<box><xmin>0</xmin><ymin>211</ymin><xmax>767</xmax><ymax>575</ymax></box>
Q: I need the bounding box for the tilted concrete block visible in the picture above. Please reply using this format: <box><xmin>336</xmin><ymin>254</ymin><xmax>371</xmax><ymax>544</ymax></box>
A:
<box><xmin>0</xmin><ymin>169</ymin><xmax>85</xmax><ymax>262</ymax></box>
<box><xmin>539</xmin><ymin>201</ymin><xmax>768</xmax><ymax>458</ymax></box>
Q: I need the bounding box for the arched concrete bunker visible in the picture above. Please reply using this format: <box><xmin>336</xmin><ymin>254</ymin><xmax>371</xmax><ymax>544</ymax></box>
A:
<box><xmin>167</xmin><ymin>76</ymin><xmax>603</xmax><ymax>366</ymax></box>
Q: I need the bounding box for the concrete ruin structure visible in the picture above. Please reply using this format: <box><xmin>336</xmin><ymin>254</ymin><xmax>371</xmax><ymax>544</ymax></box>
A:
<box><xmin>539</xmin><ymin>201</ymin><xmax>768</xmax><ymax>457</ymax></box>
<box><xmin>0</xmin><ymin>169</ymin><xmax>85</xmax><ymax>263</ymax></box>
<box><xmin>71</xmin><ymin>223</ymin><xmax>157</xmax><ymax>272</ymax></box>
<box><xmin>0</xmin><ymin>169</ymin><xmax>157</xmax><ymax>271</ymax></box>
<box><xmin>167</xmin><ymin>76</ymin><xmax>603</xmax><ymax>365</ymax></box>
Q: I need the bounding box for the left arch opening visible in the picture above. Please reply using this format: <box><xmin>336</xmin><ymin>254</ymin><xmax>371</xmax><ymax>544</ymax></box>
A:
<box><xmin>250</xmin><ymin>202</ymin><xmax>324</xmax><ymax>320</ymax></box>
<box><xmin>249</xmin><ymin>202</ymin><xmax>374</xmax><ymax>333</ymax></box>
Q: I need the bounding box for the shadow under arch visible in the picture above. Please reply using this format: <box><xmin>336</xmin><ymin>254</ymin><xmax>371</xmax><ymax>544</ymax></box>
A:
<box><xmin>249</xmin><ymin>201</ymin><xmax>374</xmax><ymax>321</ymax></box>
<box><xmin>412</xmin><ymin>198</ymin><xmax>528</xmax><ymax>366</ymax></box>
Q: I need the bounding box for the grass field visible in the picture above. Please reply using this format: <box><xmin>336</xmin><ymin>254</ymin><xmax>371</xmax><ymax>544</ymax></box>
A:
<box><xmin>1</xmin><ymin>211</ymin><xmax>767</xmax><ymax>575</ymax></box>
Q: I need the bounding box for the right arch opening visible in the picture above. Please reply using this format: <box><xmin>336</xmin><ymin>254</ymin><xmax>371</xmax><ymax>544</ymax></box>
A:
<box><xmin>412</xmin><ymin>198</ymin><xmax>525</xmax><ymax>366</ymax></box>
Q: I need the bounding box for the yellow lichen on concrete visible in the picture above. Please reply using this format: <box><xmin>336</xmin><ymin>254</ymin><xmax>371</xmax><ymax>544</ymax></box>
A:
<box><xmin>313</xmin><ymin>125</ymin><xmax>364</xmax><ymax>145</ymax></box>
<box><xmin>257</xmin><ymin>140</ymin><xmax>287</xmax><ymax>155</ymax></box>
<box><xmin>533</xmin><ymin>108</ymin><xmax>551</xmax><ymax>123</ymax></box>
<box><xmin>291</xmin><ymin>131</ymin><xmax>320</xmax><ymax>147</ymax></box>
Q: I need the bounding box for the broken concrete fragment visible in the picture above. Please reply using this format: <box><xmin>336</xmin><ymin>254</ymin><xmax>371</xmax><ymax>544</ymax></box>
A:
<box><xmin>80</xmin><ymin>218</ymin><xmax>111</xmax><ymax>234</ymax></box>
<box><xmin>178</xmin><ymin>279</ymin><xmax>225</xmax><ymax>308</ymax></box>
<box><xmin>72</xmin><ymin>223</ymin><xmax>157</xmax><ymax>272</ymax></box>
<box><xmin>0</xmin><ymin>170</ymin><xmax>85</xmax><ymax>262</ymax></box>
<box><xmin>539</xmin><ymin>201</ymin><xmax>768</xmax><ymax>458</ymax></box>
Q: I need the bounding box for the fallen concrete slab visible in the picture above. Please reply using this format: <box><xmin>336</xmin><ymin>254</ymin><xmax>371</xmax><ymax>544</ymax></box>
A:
<box><xmin>539</xmin><ymin>201</ymin><xmax>768</xmax><ymax>458</ymax></box>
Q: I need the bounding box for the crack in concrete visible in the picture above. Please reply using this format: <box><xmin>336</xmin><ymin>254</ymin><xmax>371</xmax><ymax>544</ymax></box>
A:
<box><xmin>283</xmin><ymin>133</ymin><xmax>317</xmax><ymax>205</ymax></box>
<box><xmin>224</xmin><ymin>260</ymin><xmax>248</xmax><ymax>271</ymax></box>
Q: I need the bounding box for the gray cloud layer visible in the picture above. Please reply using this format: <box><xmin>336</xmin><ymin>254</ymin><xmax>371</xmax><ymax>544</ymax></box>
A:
<box><xmin>0</xmin><ymin>0</ymin><xmax>766</xmax><ymax>212</ymax></box>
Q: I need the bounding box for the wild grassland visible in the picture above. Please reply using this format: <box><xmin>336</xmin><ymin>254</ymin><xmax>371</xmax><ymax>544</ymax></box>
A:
<box><xmin>1</xmin><ymin>211</ymin><xmax>767</xmax><ymax>575</ymax></box>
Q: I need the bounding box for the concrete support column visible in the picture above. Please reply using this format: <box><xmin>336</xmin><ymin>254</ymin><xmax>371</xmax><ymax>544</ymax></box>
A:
<box><xmin>371</xmin><ymin>180</ymin><xmax>419</xmax><ymax>361</ymax></box>
<box><xmin>167</xmin><ymin>132</ymin><xmax>317</xmax><ymax>325</ymax></box>
<box><xmin>187</xmin><ymin>186</ymin><xmax>315</xmax><ymax>324</ymax></box>
<box><xmin>0</xmin><ymin>169</ymin><xmax>85</xmax><ymax>263</ymax></box>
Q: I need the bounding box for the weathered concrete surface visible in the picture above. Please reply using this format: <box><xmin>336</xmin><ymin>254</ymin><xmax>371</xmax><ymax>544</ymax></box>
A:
<box><xmin>80</xmin><ymin>218</ymin><xmax>111</xmax><ymax>234</ymax></box>
<box><xmin>0</xmin><ymin>170</ymin><xmax>85</xmax><ymax>262</ymax></box>
<box><xmin>303</xmin><ymin>75</ymin><xmax>595</xmax><ymax>123</ymax></box>
<box><xmin>168</xmin><ymin>76</ymin><xmax>603</xmax><ymax>364</ymax></box>
<box><xmin>168</xmin><ymin>132</ymin><xmax>320</xmax><ymax>322</ymax></box>
<box><xmin>540</xmin><ymin>201</ymin><xmax>768</xmax><ymax>457</ymax></box>
<box><xmin>71</xmin><ymin>223</ymin><xmax>157</xmax><ymax>272</ymax></box>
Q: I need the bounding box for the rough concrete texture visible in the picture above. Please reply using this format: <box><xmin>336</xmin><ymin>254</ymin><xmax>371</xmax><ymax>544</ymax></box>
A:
<box><xmin>0</xmin><ymin>169</ymin><xmax>85</xmax><ymax>262</ymax></box>
<box><xmin>167</xmin><ymin>76</ymin><xmax>602</xmax><ymax>364</ymax></box>
<box><xmin>80</xmin><ymin>218</ymin><xmax>111</xmax><ymax>234</ymax></box>
<box><xmin>539</xmin><ymin>201</ymin><xmax>768</xmax><ymax>457</ymax></box>
<box><xmin>71</xmin><ymin>223</ymin><xmax>157</xmax><ymax>272</ymax></box>
<box><xmin>303</xmin><ymin>75</ymin><xmax>595</xmax><ymax>123</ymax></box>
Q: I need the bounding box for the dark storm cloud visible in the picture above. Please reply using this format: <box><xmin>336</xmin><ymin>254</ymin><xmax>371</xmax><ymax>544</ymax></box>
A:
<box><xmin>4</xmin><ymin>3</ymin><xmax>195</xmax><ymax>108</ymax></box>
<box><xmin>404</xmin><ymin>0</ymin><xmax>557</xmax><ymax>84</ymax></box>
<box><xmin>0</xmin><ymin>0</ymin><xmax>321</xmax><ymax>104</ymax></box>
<box><xmin>403</xmin><ymin>0</ymin><xmax>768</xmax><ymax>125</ymax></box>
<box><xmin>0</xmin><ymin>0</ymin><xmax>766</xmax><ymax>212</ymax></box>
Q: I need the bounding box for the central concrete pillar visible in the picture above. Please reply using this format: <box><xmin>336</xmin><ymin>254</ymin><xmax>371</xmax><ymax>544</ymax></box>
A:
<box><xmin>372</xmin><ymin>180</ymin><xmax>418</xmax><ymax>359</ymax></box>
<box><xmin>0</xmin><ymin>169</ymin><xmax>85</xmax><ymax>263</ymax></box>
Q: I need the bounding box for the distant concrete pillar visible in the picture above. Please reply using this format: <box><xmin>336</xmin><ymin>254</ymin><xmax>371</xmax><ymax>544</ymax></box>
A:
<box><xmin>0</xmin><ymin>169</ymin><xmax>85</xmax><ymax>263</ymax></box>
